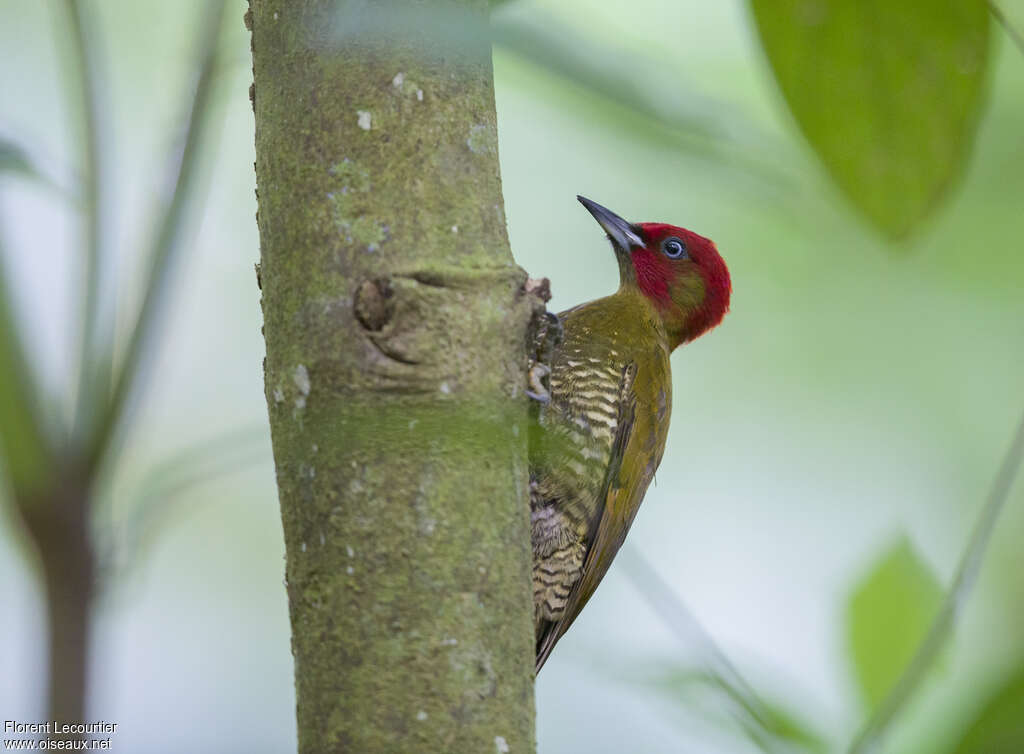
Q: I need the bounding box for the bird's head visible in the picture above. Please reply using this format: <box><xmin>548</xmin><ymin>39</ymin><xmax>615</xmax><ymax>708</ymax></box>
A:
<box><xmin>578</xmin><ymin>195</ymin><xmax>731</xmax><ymax>350</ymax></box>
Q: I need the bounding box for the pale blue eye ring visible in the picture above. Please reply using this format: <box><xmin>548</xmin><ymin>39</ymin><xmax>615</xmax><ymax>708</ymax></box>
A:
<box><xmin>663</xmin><ymin>238</ymin><xmax>687</xmax><ymax>259</ymax></box>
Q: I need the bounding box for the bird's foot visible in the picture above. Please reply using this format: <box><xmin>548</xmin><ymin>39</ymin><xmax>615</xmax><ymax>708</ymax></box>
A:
<box><xmin>526</xmin><ymin>362</ymin><xmax>551</xmax><ymax>403</ymax></box>
<box><xmin>524</xmin><ymin>283</ymin><xmax>559</xmax><ymax>405</ymax></box>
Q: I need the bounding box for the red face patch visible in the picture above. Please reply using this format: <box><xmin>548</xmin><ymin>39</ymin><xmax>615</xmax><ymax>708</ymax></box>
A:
<box><xmin>630</xmin><ymin>246</ymin><xmax>671</xmax><ymax>304</ymax></box>
<box><xmin>632</xmin><ymin>222</ymin><xmax>731</xmax><ymax>344</ymax></box>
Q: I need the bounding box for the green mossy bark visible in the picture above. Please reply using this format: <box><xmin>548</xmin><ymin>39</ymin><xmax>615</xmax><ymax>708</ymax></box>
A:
<box><xmin>251</xmin><ymin>0</ymin><xmax>536</xmax><ymax>751</ymax></box>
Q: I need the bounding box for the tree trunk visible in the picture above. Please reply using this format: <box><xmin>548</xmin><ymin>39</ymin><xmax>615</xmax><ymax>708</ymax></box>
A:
<box><xmin>250</xmin><ymin>1</ymin><xmax>536</xmax><ymax>751</ymax></box>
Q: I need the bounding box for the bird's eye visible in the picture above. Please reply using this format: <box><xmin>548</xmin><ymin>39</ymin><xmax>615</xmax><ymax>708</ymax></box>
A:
<box><xmin>662</xmin><ymin>238</ymin><xmax>687</xmax><ymax>259</ymax></box>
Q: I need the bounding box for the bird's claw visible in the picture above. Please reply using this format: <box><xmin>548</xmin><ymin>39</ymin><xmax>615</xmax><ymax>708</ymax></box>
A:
<box><xmin>527</xmin><ymin>362</ymin><xmax>551</xmax><ymax>404</ymax></box>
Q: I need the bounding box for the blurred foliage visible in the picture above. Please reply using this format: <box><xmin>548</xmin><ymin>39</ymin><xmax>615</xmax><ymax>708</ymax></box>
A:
<box><xmin>846</xmin><ymin>537</ymin><xmax>944</xmax><ymax>711</ymax></box>
<box><xmin>623</xmin><ymin>550</ymin><xmax>829</xmax><ymax>753</ymax></box>
<box><xmin>0</xmin><ymin>0</ymin><xmax>228</xmax><ymax>503</ymax></box>
<box><xmin>749</xmin><ymin>0</ymin><xmax>991</xmax><ymax>238</ymax></box>
<box><xmin>848</xmin><ymin>414</ymin><xmax>1024</xmax><ymax>753</ymax></box>
<box><xmin>653</xmin><ymin>668</ymin><xmax>828</xmax><ymax>754</ymax></box>
<box><xmin>0</xmin><ymin>0</ymin><xmax>230</xmax><ymax>725</ymax></box>
<box><xmin>948</xmin><ymin>666</ymin><xmax>1024</xmax><ymax>753</ymax></box>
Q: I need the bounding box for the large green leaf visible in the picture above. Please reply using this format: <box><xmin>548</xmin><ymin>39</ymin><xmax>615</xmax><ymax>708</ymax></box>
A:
<box><xmin>950</xmin><ymin>667</ymin><xmax>1024</xmax><ymax>753</ymax></box>
<box><xmin>846</xmin><ymin>536</ymin><xmax>944</xmax><ymax>710</ymax></box>
<box><xmin>749</xmin><ymin>0</ymin><xmax>991</xmax><ymax>238</ymax></box>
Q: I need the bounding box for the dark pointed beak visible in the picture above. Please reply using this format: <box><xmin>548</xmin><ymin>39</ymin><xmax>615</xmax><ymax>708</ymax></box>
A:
<box><xmin>577</xmin><ymin>195</ymin><xmax>645</xmax><ymax>252</ymax></box>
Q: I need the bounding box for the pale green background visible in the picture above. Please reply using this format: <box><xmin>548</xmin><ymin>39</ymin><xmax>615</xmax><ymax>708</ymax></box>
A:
<box><xmin>1</xmin><ymin>0</ymin><xmax>1023</xmax><ymax>751</ymax></box>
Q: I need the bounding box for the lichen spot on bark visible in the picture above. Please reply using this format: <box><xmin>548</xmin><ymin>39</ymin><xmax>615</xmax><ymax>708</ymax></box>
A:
<box><xmin>467</xmin><ymin>123</ymin><xmax>497</xmax><ymax>155</ymax></box>
<box><xmin>328</xmin><ymin>159</ymin><xmax>385</xmax><ymax>249</ymax></box>
<box><xmin>292</xmin><ymin>364</ymin><xmax>310</xmax><ymax>410</ymax></box>
<box><xmin>391</xmin><ymin>71</ymin><xmax>424</xmax><ymax>100</ymax></box>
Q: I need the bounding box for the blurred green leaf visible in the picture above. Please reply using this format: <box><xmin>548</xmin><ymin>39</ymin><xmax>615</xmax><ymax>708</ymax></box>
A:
<box><xmin>0</xmin><ymin>223</ymin><xmax>51</xmax><ymax>498</ymax></box>
<box><xmin>847</xmin><ymin>536</ymin><xmax>944</xmax><ymax>710</ymax></box>
<box><xmin>949</xmin><ymin>666</ymin><xmax>1024</xmax><ymax>753</ymax></box>
<box><xmin>748</xmin><ymin>0</ymin><xmax>991</xmax><ymax>238</ymax></box>
<box><xmin>0</xmin><ymin>267</ymin><xmax>51</xmax><ymax>499</ymax></box>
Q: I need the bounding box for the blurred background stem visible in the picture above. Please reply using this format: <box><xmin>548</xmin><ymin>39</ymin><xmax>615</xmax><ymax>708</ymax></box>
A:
<box><xmin>59</xmin><ymin>0</ymin><xmax>109</xmax><ymax>449</ymax></box>
<box><xmin>19</xmin><ymin>463</ymin><xmax>94</xmax><ymax>728</ymax></box>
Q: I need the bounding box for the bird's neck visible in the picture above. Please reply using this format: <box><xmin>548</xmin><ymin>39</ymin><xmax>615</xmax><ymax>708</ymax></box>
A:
<box><xmin>593</xmin><ymin>286</ymin><xmax>672</xmax><ymax>352</ymax></box>
<box><xmin>613</xmin><ymin>283</ymin><xmax>694</xmax><ymax>352</ymax></box>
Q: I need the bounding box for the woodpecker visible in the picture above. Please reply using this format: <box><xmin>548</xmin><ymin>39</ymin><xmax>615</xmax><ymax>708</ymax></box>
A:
<box><xmin>530</xmin><ymin>196</ymin><xmax>731</xmax><ymax>672</ymax></box>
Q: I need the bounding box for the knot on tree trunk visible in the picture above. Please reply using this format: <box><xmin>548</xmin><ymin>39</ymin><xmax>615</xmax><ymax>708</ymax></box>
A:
<box><xmin>354</xmin><ymin>278</ymin><xmax>395</xmax><ymax>332</ymax></box>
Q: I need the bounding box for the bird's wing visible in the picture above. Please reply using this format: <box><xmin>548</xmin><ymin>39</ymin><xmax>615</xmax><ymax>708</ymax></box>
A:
<box><xmin>535</xmin><ymin>361</ymin><xmax>639</xmax><ymax>672</ymax></box>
